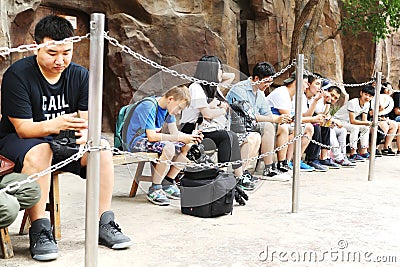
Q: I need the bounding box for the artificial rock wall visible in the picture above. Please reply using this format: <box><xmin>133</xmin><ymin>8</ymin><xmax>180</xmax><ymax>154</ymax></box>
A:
<box><xmin>0</xmin><ymin>0</ymin><xmax>399</xmax><ymax>130</ymax></box>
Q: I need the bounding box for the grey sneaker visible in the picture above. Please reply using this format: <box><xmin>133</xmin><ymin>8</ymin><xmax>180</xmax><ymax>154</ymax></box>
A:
<box><xmin>147</xmin><ymin>185</ymin><xmax>171</xmax><ymax>206</ymax></box>
<box><xmin>99</xmin><ymin>211</ymin><xmax>132</xmax><ymax>249</ymax></box>
<box><xmin>319</xmin><ymin>158</ymin><xmax>341</xmax><ymax>169</ymax></box>
<box><xmin>162</xmin><ymin>182</ymin><xmax>181</xmax><ymax>200</ymax></box>
<box><xmin>307</xmin><ymin>160</ymin><xmax>328</xmax><ymax>172</ymax></box>
<box><xmin>29</xmin><ymin>218</ymin><xmax>58</xmax><ymax>261</ymax></box>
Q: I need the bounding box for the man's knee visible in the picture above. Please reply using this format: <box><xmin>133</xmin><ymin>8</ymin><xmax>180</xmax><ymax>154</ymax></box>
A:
<box><xmin>248</xmin><ymin>132</ymin><xmax>261</xmax><ymax>145</ymax></box>
<box><xmin>161</xmin><ymin>142</ymin><xmax>175</xmax><ymax>159</ymax></box>
<box><xmin>0</xmin><ymin>193</ymin><xmax>20</xmax><ymax>228</ymax></box>
<box><xmin>24</xmin><ymin>143</ymin><xmax>52</xmax><ymax>169</ymax></box>
<box><xmin>277</xmin><ymin>124</ymin><xmax>289</xmax><ymax>136</ymax></box>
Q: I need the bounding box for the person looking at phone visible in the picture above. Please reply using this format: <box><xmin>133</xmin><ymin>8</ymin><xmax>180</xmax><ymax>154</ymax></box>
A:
<box><xmin>0</xmin><ymin>15</ymin><xmax>131</xmax><ymax>261</ymax></box>
<box><xmin>265</xmin><ymin>71</ymin><xmax>315</xmax><ymax>172</ymax></box>
<box><xmin>126</xmin><ymin>85</ymin><xmax>202</xmax><ymax>206</ymax></box>
<box><xmin>226</xmin><ymin>62</ymin><xmax>291</xmax><ymax>181</ymax></box>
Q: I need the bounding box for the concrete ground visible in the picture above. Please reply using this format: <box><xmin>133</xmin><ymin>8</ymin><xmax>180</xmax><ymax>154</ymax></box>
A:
<box><xmin>2</xmin><ymin>154</ymin><xmax>400</xmax><ymax>266</ymax></box>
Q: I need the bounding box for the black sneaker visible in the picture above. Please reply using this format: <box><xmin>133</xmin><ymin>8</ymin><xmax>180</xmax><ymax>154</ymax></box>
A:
<box><xmin>99</xmin><ymin>211</ymin><xmax>132</xmax><ymax>249</ymax></box>
<box><xmin>263</xmin><ymin>166</ymin><xmax>292</xmax><ymax>182</ymax></box>
<box><xmin>277</xmin><ymin>160</ymin><xmax>291</xmax><ymax>173</ymax></box>
<box><xmin>237</xmin><ymin>174</ymin><xmax>256</xmax><ymax>191</ymax></box>
<box><xmin>381</xmin><ymin>147</ymin><xmax>395</xmax><ymax>156</ymax></box>
<box><xmin>29</xmin><ymin>218</ymin><xmax>58</xmax><ymax>261</ymax></box>
<box><xmin>375</xmin><ymin>149</ymin><xmax>383</xmax><ymax>157</ymax></box>
<box><xmin>243</xmin><ymin>170</ymin><xmax>259</xmax><ymax>183</ymax></box>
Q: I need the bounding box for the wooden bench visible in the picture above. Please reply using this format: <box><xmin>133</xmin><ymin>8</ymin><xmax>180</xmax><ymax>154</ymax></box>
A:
<box><xmin>113</xmin><ymin>152</ymin><xmax>159</xmax><ymax>197</ymax></box>
<box><xmin>0</xmin><ymin>227</ymin><xmax>13</xmax><ymax>258</ymax></box>
<box><xmin>1</xmin><ymin>152</ymin><xmax>158</xmax><ymax>258</ymax></box>
<box><xmin>0</xmin><ymin>171</ymin><xmax>61</xmax><ymax>259</ymax></box>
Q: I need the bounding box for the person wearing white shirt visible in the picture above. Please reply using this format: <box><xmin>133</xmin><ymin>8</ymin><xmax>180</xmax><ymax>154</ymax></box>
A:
<box><xmin>333</xmin><ymin>85</ymin><xmax>375</xmax><ymax>161</ymax></box>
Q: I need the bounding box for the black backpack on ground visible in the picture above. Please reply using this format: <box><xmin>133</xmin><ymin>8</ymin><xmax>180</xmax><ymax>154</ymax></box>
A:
<box><xmin>180</xmin><ymin>167</ymin><xmax>236</xmax><ymax>218</ymax></box>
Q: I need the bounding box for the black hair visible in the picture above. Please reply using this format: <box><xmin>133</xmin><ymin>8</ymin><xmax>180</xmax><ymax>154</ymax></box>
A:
<box><xmin>361</xmin><ymin>84</ymin><xmax>375</xmax><ymax>96</ymax></box>
<box><xmin>307</xmin><ymin>73</ymin><xmax>322</xmax><ymax>83</ymax></box>
<box><xmin>193</xmin><ymin>55</ymin><xmax>224</xmax><ymax>101</ymax></box>
<box><xmin>252</xmin><ymin>62</ymin><xmax>276</xmax><ymax>80</ymax></box>
<box><xmin>34</xmin><ymin>15</ymin><xmax>74</xmax><ymax>44</ymax></box>
<box><xmin>327</xmin><ymin>86</ymin><xmax>342</xmax><ymax>95</ymax></box>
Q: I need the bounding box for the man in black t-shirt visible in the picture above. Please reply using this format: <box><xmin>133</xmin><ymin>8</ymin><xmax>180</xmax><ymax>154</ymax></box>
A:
<box><xmin>0</xmin><ymin>15</ymin><xmax>131</xmax><ymax>261</ymax></box>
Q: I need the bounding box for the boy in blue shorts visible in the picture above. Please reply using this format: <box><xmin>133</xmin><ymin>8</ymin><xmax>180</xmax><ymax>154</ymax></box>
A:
<box><xmin>126</xmin><ymin>85</ymin><xmax>202</xmax><ymax>206</ymax></box>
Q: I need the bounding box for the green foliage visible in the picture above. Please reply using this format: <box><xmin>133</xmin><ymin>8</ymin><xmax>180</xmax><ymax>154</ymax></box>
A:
<box><xmin>341</xmin><ymin>0</ymin><xmax>400</xmax><ymax>41</ymax></box>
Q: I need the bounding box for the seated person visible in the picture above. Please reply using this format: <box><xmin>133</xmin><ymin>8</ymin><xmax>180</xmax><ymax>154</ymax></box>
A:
<box><xmin>180</xmin><ymin>55</ymin><xmax>260</xmax><ymax>190</ymax></box>
<box><xmin>226</xmin><ymin>62</ymin><xmax>291</xmax><ymax>181</ymax></box>
<box><xmin>0</xmin><ymin>15</ymin><xmax>131</xmax><ymax>261</ymax></box>
<box><xmin>373</xmin><ymin>83</ymin><xmax>399</xmax><ymax>156</ymax></box>
<box><xmin>301</xmin><ymin>74</ymin><xmax>332</xmax><ymax>171</ymax></box>
<box><xmin>125</xmin><ymin>85</ymin><xmax>202</xmax><ymax>205</ymax></box>
<box><xmin>333</xmin><ymin>85</ymin><xmax>375</xmax><ymax>161</ymax></box>
<box><xmin>320</xmin><ymin>83</ymin><xmax>357</xmax><ymax>167</ymax></box>
<box><xmin>265</xmin><ymin>71</ymin><xmax>316</xmax><ymax>172</ymax></box>
<box><xmin>0</xmin><ymin>173</ymin><xmax>41</xmax><ymax>229</ymax></box>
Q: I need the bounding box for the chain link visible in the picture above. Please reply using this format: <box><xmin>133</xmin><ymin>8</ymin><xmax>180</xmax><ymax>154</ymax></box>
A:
<box><xmin>0</xmin><ymin>34</ymin><xmax>90</xmax><ymax>57</ymax></box>
<box><xmin>377</xmin><ymin>128</ymin><xmax>400</xmax><ymax>137</ymax></box>
<box><xmin>104</xmin><ymin>32</ymin><xmax>295</xmax><ymax>89</ymax></box>
<box><xmin>0</xmin><ymin>146</ymin><xmax>90</xmax><ymax>194</ymax></box>
<box><xmin>306</xmin><ymin>125</ymin><xmax>372</xmax><ymax>150</ymax></box>
<box><xmin>112</xmin><ymin>130</ymin><xmax>305</xmax><ymax>169</ymax></box>
<box><xmin>304</xmin><ymin>70</ymin><xmax>374</xmax><ymax>88</ymax></box>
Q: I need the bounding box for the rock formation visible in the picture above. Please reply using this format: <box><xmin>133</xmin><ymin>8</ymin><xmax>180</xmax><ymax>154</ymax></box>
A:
<box><xmin>0</xmin><ymin>0</ymin><xmax>399</xmax><ymax>130</ymax></box>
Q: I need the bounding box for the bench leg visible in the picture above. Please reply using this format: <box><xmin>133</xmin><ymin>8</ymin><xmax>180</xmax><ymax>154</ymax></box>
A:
<box><xmin>129</xmin><ymin>161</ymin><xmax>145</xmax><ymax>197</ymax></box>
<box><xmin>19</xmin><ymin>172</ymin><xmax>61</xmax><ymax>240</ymax></box>
<box><xmin>0</xmin><ymin>227</ymin><xmax>14</xmax><ymax>259</ymax></box>
<box><xmin>48</xmin><ymin>173</ymin><xmax>61</xmax><ymax>240</ymax></box>
<box><xmin>19</xmin><ymin>210</ymin><xmax>30</xmax><ymax>236</ymax></box>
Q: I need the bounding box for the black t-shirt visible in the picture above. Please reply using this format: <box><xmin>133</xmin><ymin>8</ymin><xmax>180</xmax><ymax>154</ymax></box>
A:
<box><xmin>388</xmin><ymin>92</ymin><xmax>400</xmax><ymax>120</ymax></box>
<box><xmin>0</xmin><ymin>55</ymin><xmax>88</xmax><ymax>138</ymax></box>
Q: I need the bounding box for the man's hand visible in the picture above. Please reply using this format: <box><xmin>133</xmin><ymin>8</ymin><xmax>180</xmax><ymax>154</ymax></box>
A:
<box><xmin>75</xmin><ymin>128</ymin><xmax>88</xmax><ymax>145</ymax></box>
<box><xmin>277</xmin><ymin>114</ymin><xmax>292</xmax><ymax>124</ymax></box>
<box><xmin>312</xmin><ymin>114</ymin><xmax>326</xmax><ymax>124</ymax></box>
<box><xmin>179</xmin><ymin>132</ymin><xmax>204</xmax><ymax>144</ymax></box>
<box><xmin>53</xmin><ymin>112</ymin><xmax>88</xmax><ymax>133</ymax></box>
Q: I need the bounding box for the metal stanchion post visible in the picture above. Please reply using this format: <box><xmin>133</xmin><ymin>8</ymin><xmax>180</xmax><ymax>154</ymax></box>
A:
<box><xmin>368</xmin><ymin>72</ymin><xmax>381</xmax><ymax>181</ymax></box>
<box><xmin>292</xmin><ymin>54</ymin><xmax>304</xmax><ymax>213</ymax></box>
<box><xmin>85</xmin><ymin>13</ymin><xmax>105</xmax><ymax>267</ymax></box>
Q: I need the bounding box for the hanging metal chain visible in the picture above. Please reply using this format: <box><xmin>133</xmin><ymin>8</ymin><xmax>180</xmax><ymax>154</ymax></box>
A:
<box><xmin>306</xmin><ymin>124</ymin><xmax>372</xmax><ymax>150</ymax></box>
<box><xmin>304</xmin><ymin>70</ymin><xmax>374</xmax><ymax>88</ymax></box>
<box><xmin>0</xmin><ymin>34</ymin><xmax>90</xmax><ymax>57</ymax></box>
<box><xmin>104</xmin><ymin>32</ymin><xmax>295</xmax><ymax>89</ymax></box>
<box><xmin>112</xmin><ymin>130</ymin><xmax>305</xmax><ymax>169</ymax></box>
<box><xmin>0</xmin><ymin>146</ymin><xmax>90</xmax><ymax>194</ymax></box>
<box><xmin>377</xmin><ymin>127</ymin><xmax>400</xmax><ymax>137</ymax></box>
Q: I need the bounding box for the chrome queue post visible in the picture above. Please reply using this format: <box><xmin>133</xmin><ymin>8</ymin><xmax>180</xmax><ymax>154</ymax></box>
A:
<box><xmin>86</xmin><ymin>13</ymin><xmax>105</xmax><ymax>267</ymax></box>
<box><xmin>292</xmin><ymin>54</ymin><xmax>304</xmax><ymax>213</ymax></box>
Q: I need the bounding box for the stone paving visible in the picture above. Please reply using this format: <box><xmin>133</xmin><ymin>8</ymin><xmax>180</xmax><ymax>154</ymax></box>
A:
<box><xmin>3</xmin><ymin>155</ymin><xmax>400</xmax><ymax>266</ymax></box>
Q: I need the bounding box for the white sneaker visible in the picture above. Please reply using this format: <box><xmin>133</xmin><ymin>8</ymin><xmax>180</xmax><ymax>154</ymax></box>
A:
<box><xmin>264</xmin><ymin>170</ymin><xmax>292</xmax><ymax>182</ymax></box>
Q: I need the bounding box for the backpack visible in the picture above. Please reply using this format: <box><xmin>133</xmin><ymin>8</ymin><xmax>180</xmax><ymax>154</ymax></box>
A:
<box><xmin>230</xmin><ymin>99</ymin><xmax>257</xmax><ymax>132</ymax></box>
<box><xmin>180</xmin><ymin>168</ymin><xmax>236</xmax><ymax>218</ymax></box>
<box><xmin>114</xmin><ymin>97</ymin><xmax>158</xmax><ymax>151</ymax></box>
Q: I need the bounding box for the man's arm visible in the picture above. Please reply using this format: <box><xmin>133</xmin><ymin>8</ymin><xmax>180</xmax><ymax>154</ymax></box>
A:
<box><xmin>9</xmin><ymin>112</ymin><xmax>88</xmax><ymax>139</ymax></box>
<box><xmin>348</xmin><ymin>111</ymin><xmax>370</xmax><ymax>126</ymax></box>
